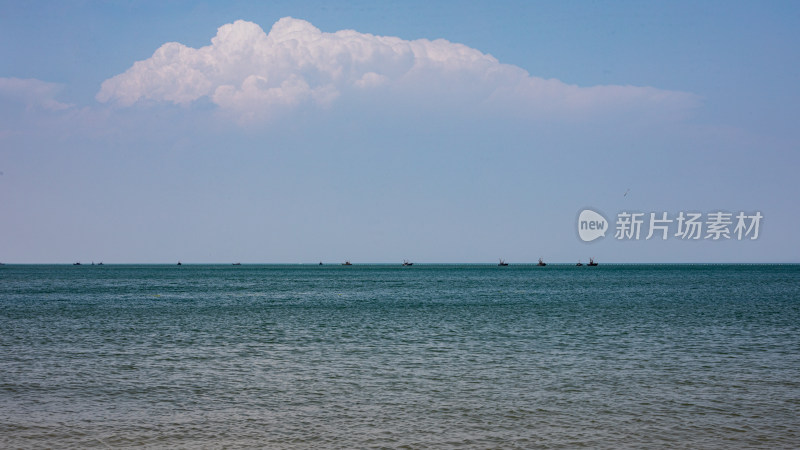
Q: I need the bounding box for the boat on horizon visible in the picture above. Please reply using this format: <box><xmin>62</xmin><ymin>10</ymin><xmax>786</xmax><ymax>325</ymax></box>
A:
<box><xmin>73</xmin><ymin>262</ymin><xmax>81</xmax><ymax>266</ymax></box>
<box><xmin>588</xmin><ymin>257</ymin><xmax>598</xmax><ymax>266</ymax></box>
<box><xmin>177</xmin><ymin>261</ymin><xmax>182</xmax><ymax>266</ymax></box>
<box><xmin>342</xmin><ymin>261</ymin><xmax>352</xmax><ymax>266</ymax></box>
<box><xmin>576</xmin><ymin>260</ymin><xmax>583</xmax><ymax>266</ymax></box>
<box><xmin>232</xmin><ymin>263</ymin><xmax>241</xmax><ymax>266</ymax></box>
<box><xmin>498</xmin><ymin>259</ymin><xmax>509</xmax><ymax>266</ymax></box>
<box><xmin>538</xmin><ymin>258</ymin><xmax>547</xmax><ymax>267</ymax></box>
<box><xmin>402</xmin><ymin>260</ymin><xmax>413</xmax><ymax>266</ymax></box>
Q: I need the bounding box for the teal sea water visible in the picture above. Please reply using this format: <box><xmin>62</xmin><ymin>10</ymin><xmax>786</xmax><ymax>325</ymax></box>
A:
<box><xmin>1</xmin><ymin>264</ymin><xmax>799</xmax><ymax>448</ymax></box>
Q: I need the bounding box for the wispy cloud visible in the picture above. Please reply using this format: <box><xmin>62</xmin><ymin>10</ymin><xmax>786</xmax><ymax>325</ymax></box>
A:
<box><xmin>97</xmin><ymin>17</ymin><xmax>699</xmax><ymax>123</ymax></box>
<box><xmin>0</xmin><ymin>78</ymin><xmax>73</xmax><ymax>112</ymax></box>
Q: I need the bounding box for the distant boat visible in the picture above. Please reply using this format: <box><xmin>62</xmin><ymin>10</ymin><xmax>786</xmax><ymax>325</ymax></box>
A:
<box><xmin>342</xmin><ymin>261</ymin><xmax>352</xmax><ymax>266</ymax></box>
<box><xmin>538</xmin><ymin>258</ymin><xmax>547</xmax><ymax>267</ymax></box>
<box><xmin>498</xmin><ymin>259</ymin><xmax>509</xmax><ymax>266</ymax></box>
<box><xmin>232</xmin><ymin>263</ymin><xmax>241</xmax><ymax>266</ymax></box>
<box><xmin>73</xmin><ymin>262</ymin><xmax>81</xmax><ymax>266</ymax></box>
<box><xmin>588</xmin><ymin>257</ymin><xmax>598</xmax><ymax>266</ymax></box>
<box><xmin>97</xmin><ymin>262</ymin><xmax>103</xmax><ymax>266</ymax></box>
<box><xmin>177</xmin><ymin>261</ymin><xmax>182</xmax><ymax>266</ymax></box>
<box><xmin>402</xmin><ymin>260</ymin><xmax>413</xmax><ymax>266</ymax></box>
<box><xmin>576</xmin><ymin>260</ymin><xmax>583</xmax><ymax>266</ymax></box>
<box><xmin>319</xmin><ymin>262</ymin><xmax>323</xmax><ymax>265</ymax></box>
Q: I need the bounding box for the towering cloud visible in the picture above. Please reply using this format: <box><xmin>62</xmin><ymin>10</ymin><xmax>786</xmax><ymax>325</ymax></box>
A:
<box><xmin>97</xmin><ymin>17</ymin><xmax>697</xmax><ymax>122</ymax></box>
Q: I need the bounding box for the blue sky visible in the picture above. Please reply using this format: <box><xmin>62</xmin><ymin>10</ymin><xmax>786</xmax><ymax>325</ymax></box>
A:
<box><xmin>1</xmin><ymin>0</ymin><xmax>798</xmax><ymax>263</ymax></box>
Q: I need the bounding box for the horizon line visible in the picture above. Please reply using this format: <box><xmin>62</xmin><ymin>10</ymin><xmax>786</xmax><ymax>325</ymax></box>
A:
<box><xmin>2</xmin><ymin>262</ymin><xmax>798</xmax><ymax>266</ymax></box>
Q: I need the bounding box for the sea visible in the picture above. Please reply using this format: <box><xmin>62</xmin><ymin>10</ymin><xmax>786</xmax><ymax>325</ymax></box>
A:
<box><xmin>1</xmin><ymin>263</ymin><xmax>798</xmax><ymax>449</ymax></box>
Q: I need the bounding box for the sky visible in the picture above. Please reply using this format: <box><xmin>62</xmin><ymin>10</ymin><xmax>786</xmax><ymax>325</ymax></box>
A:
<box><xmin>1</xmin><ymin>0</ymin><xmax>799</xmax><ymax>263</ymax></box>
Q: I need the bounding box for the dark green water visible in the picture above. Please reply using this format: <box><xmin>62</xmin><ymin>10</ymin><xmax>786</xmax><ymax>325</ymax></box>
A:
<box><xmin>1</xmin><ymin>264</ymin><xmax>799</xmax><ymax>448</ymax></box>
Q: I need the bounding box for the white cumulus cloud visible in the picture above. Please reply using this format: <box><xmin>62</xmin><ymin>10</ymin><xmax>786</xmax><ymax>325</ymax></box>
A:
<box><xmin>96</xmin><ymin>17</ymin><xmax>698</xmax><ymax>122</ymax></box>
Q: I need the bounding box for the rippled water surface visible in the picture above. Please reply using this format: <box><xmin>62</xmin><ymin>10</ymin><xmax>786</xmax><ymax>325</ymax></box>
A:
<box><xmin>1</xmin><ymin>264</ymin><xmax>799</xmax><ymax>448</ymax></box>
